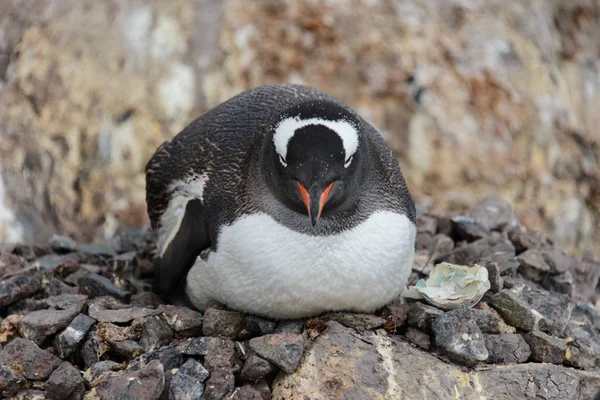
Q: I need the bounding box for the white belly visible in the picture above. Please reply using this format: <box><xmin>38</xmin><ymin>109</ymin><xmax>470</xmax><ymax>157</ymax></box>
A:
<box><xmin>186</xmin><ymin>211</ymin><xmax>416</xmax><ymax>319</ymax></box>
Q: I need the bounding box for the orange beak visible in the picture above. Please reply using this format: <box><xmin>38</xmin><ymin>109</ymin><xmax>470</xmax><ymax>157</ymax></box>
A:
<box><xmin>296</xmin><ymin>181</ymin><xmax>334</xmax><ymax>226</ymax></box>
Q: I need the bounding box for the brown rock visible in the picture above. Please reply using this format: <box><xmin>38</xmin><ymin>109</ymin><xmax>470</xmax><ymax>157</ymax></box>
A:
<box><xmin>202</xmin><ymin>308</ymin><xmax>245</xmax><ymax>339</ymax></box>
<box><xmin>241</xmin><ymin>353</ymin><xmax>276</xmax><ymax>381</ymax></box>
<box><xmin>524</xmin><ymin>330</ymin><xmax>567</xmax><ymax>365</ymax></box>
<box><xmin>0</xmin><ymin>337</ymin><xmax>62</xmax><ymax>380</ymax></box>
<box><xmin>44</xmin><ymin>361</ymin><xmax>83</xmax><ymax>400</ymax></box>
<box><xmin>404</xmin><ymin>327</ymin><xmax>430</xmax><ymax>349</ymax></box>
<box><xmin>484</xmin><ymin>334</ymin><xmax>531</xmax><ymax>364</ymax></box>
<box><xmin>248</xmin><ymin>334</ymin><xmax>304</xmax><ymax>374</ymax></box>
<box><xmin>156</xmin><ymin>305</ymin><xmax>203</xmax><ymax>337</ymax></box>
<box><xmin>324</xmin><ymin>312</ymin><xmax>385</xmax><ymax>330</ymax></box>
<box><xmin>18</xmin><ymin>308</ymin><xmax>79</xmax><ymax>345</ymax></box>
<box><xmin>96</xmin><ymin>359</ymin><xmax>164</xmax><ymax>400</ymax></box>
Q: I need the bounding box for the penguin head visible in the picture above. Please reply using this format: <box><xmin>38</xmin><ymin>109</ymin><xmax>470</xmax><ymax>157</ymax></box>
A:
<box><xmin>266</xmin><ymin>101</ymin><xmax>366</xmax><ymax>226</ymax></box>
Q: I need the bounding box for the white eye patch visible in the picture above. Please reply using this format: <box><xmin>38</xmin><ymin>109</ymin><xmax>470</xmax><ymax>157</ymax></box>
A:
<box><xmin>273</xmin><ymin>116</ymin><xmax>359</xmax><ymax>168</ymax></box>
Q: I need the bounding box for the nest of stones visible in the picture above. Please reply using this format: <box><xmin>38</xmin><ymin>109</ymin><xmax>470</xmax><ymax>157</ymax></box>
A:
<box><xmin>0</xmin><ymin>197</ymin><xmax>598</xmax><ymax>399</ymax></box>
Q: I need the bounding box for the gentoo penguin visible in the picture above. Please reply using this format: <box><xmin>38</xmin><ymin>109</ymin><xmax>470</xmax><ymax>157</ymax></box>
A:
<box><xmin>145</xmin><ymin>84</ymin><xmax>416</xmax><ymax>319</ymax></box>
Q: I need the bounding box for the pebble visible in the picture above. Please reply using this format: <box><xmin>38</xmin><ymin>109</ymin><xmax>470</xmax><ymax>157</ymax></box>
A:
<box><xmin>246</xmin><ymin>316</ymin><xmax>277</xmax><ymax>335</ymax></box>
<box><xmin>470</xmin><ymin>308</ymin><xmax>502</xmax><ymax>334</ymax></box>
<box><xmin>203</xmin><ymin>369</ymin><xmax>235</xmax><ymax>400</ymax></box>
<box><xmin>241</xmin><ymin>353</ymin><xmax>277</xmax><ymax>381</ymax></box>
<box><xmin>130</xmin><ymin>291</ymin><xmax>165</xmax><ymax>308</ymax></box>
<box><xmin>451</xmin><ymin>215</ymin><xmax>490</xmax><ymax>241</ymax></box>
<box><xmin>324</xmin><ymin>312</ymin><xmax>385</xmax><ymax>330</ymax></box>
<box><xmin>484</xmin><ymin>262</ymin><xmax>504</xmax><ymax>293</ymax></box>
<box><xmin>32</xmin><ymin>253</ymin><xmax>80</xmax><ymax>277</ymax></box>
<box><xmin>571</xmin><ymin>252</ymin><xmax>600</xmax><ymax>303</ymax></box>
<box><xmin>156</xmin><ymin>305</ymin><xmax>203</xmax><ymax>337</ymax></box>
<box><xmin>0</xmin><ymin>253</ymin><xmax>29</xmax><ymax>277</ymax></box>
<box><xmin>88</xmin><ymin>306</ymin><xmax>154</xmax><ymax>323</ymax></box>
<box><xmin>248</xmin><ymin>334</ymin><xmax>304</xmax><ymax>374</ymax></box>
<box><xmin>48</xmin><ymin>235</ymin><xmax>78</xmax><ymax>253</ymax></box>
<box><xmin>230</xmin><ymin>385</ymin><xmax>265</xmax><ymax>400</ymax></box>
<box><xmin>78</xmin><ymin>273</ymin><xmax>131</xmax><ymax>303</ymax></box>
<box><xmin>169</xmin><ymin>359</ymin><xmax>209</xmax><ymax>400</ymax></box>
<box><xmin>438</xmin><ymin>235</ymin><xmax>515</xmax><ymax>268</ymax></box>
<box><xmin>44</xmin><ymin>361</ymin><xmax>84</xmax><ymax>400</ymax></box>
<box><xmin>129</xmin><ymin>345</ymin><xmax>184</xmax><ymax>372</ymax></box>
<box><xmin>471</xmin><ymin>197</ymin><xmax>514</xmax><ymax>231</ymax></box>
<box><xmin>139</xmin><ymin>315</ymin><xmax>173</xmax><ymax>352</ymax></box>
<box><xmin>484</xmin><ymin>334</ymin><xmax>531</xmax><ymax>364</ymax></box>
<box><xmin>542</xmin><ymin>270</ymin><xmax>574</xmax><ymax>297</ymax></box>
<box><xmin>83</xmin><ymin>360</ymin><xmax>124</xmax><ymax>386</ymax></box>
<box><xmin>407</xmin><ymin>302</ymin><xmax>444</xmax><ymax>333</ymax></box>
<box><xmin>80</xmin><ymin>332</ymin><xmax>103</xmax><ymax>368</ymax></box>
<box><xmin>95</xmin><ymin>359</ymin><xmax>164</xmax><ymax>400</ymax></box>
<box><xmin>111</xmin><ymin>339</ymin><xmax>145</xmax><ymax>360</ymax></box>
<box><xmin>18</xmin><ymin>308</ymin><xmax>79</xmax><ymax>345</ymax></box>
<box><xmin>202</xmin><ymin>308</ymin><xmax>246</xmax><ymax>339</ymax></box>
<box><xmin>431</xmin><ymin>308</ymin><xmax>488</xmax><ymax>367</ymax></box>
<box><xmin>0</xmin><ymin>272</ymin><xmax>42</xmax><ymax>307</ymax></box>
<box><xmin>524</xmin><ymin>330</ymin><xmax>566</xmax><ymax>364</ymax></box>
<box><xmin>0</xmin><ymin>337</ymin><xmax>62</xmax><ymax>380</ymax></box>
<box><xmin>518</xmin><ymin>249</ymin><xmax>551</xmax><ymax>281</ymax></box>
<box><xmin>520</xmin><ymin>287</ymin><xmax>572</xmax><ymax>336</ymax></box>
<box><xmin>54</xmin><ymin>313</ymin><xmax>96</xmax><ymax>358</ymax></box>
<box><xmin>564</xmin><ymin>321</ymin><xmax>600</xmax><ymax>370</ymax></box>
<box><xmin>489</xmin><ymin>289</ymin><xmax>547</xmax><ymax>332</ymax></box>
<box><xmin>0</xmin><ymin>364</ymin><xmax>27</xmax><ymax>397</ymax></box>
<box><xmin>274</xmin><ymin>320</ymin><xmax>305</xmax><ymax>335</ymax></box>
<box><xmin>379</xmin><ymin>300</ymin><xmax>409</xmax><ymax>333</ymax></box>
<box><xmin>75</xmin><ymin>243</ymin><xmax>116</xmax><ymax>258</ymax></box>
<box><xmin>507</xmin><ymin>226</ymin><xmax>548</xmax><ymax>253</ymax></box>
<box><xmin>404</xmin><ymin>327</ymin><xmax>431</xmax><ymax>349</ymax></box>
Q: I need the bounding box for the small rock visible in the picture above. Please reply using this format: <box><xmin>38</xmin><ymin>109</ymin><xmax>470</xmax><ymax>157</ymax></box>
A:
<box><xmin>0</xmin><ymin>364</ymin><xmax>27</xmax><ymax>397</ymax></box>
<box><xmin>542</xmin><ymin>270</ymin><xmax>575</xmax><ymax>297</ymax></box>
<box><xmin>571</xmin><ymin>252</ymin><xmax>600</xmax><ymax>304</ymax></box>
<box><xmin>18</xmin><ymin>309</ymin><xmax>79</xmax><ymax>345</ymax></box>
<box><xmin>203</xmin><ymin>369</ymin><xmax>235</xmax><ymax>400</ymax></box>
<box><xmin>130</xmin><ymin>292</ymin><xmax>164</xmax><ymax>308</ymax></box>
<box><xmin>417</xmin><ymin>214</ymin><xmax>438</xmax><ymax>235</ymax></box>
<box><xmin>107</xmin><ymin>252</ymin><xmax>139</xmax><ymax>273</ymax></box>
<box><xmin>475</xmin><ymin>302</ymin><xmax>516</xmax><ymax>334</ymax></box>
<box><xmin>156</xmin><ymin>305</ymin><xmax>203</xmax><ymax>337</ymax></box>
<box><xmin>471</xmin><ymin>197</ymin><xmax>514</xmax><ymax>231</ymax></box>
<box><xmin>241</xmin><ymin>353</ymin><xmax>277</xmax><ymax>381</ymax></box>
<box><xmin>273</xmin><ymin>319</ymin><xmax>304</xmax><ymax>334</ymax></box>
<box><xmin>230</xmin><ymin>385</ymin><xmax>264</xmax><ymax>400</ymax></box>
<box><xmin>75</xmin><ymin>243</ymin><xmax>116</xmax><ymax>259</ymax></box>
<box><xmin>404</xmin><ymin>327</ymin><xmax>431</xmax><ymax>349</ymax></box>
<box><xmin>324</xmin><ymin>312</ymin><xmax>385</xmax><ymax>330</ymax></box>
<box><xmin>524</xmin><ymin>330</ymin><xmax>566</xmax><ymax>364</ymax></box>
<box><xmin>49</xmin><ymin>235</ymin><xmax>78</xmax><ymax>253</ymax></box>
<box><xmin>178</xmin><ymin>337</ymin><xmax>214</xmax><ymax>357</ymax></box>
<box><xmin>32</xmin><ymin>253</ymin><xmax>80</xmax><ymax>277</ymax></box>
<box><xmin>43</xmin><ymin>293</ymin><xmax>88</xmax><ymax>313</ymax></box>
<box><xmin>507</xmin><ymin>226</ymin><xmax>548</xmax><ymax>253</ymax></box>
<box><xmin>96</xmin><ymin>321</ymin><xmax>143</xmax><ymax>343</ymax></box>
<box><xmin>139</xmin><ymin>316</ymin><xmax>173</xmax><ymax>352</ymax></box>
<box><xmin>0</xmin><ymin>314</ymin><xmax>23</xmax><ymax>343</ymax></box>
<box><xmin>0</xmin><ymin>337</ymin><xmax>62</xmax><ymax>380</ymax></box>
<box><xmin>484</xmin><ymin>334</ymin><xmax>531</xmax><ymax>364</ymax></box>
<box><xmin>78</xmin><ymin>273</ymin><xmax>131</xmax><ymax>303</ymax></box>
<box><xmin>169</xmin><ymin>358</ymin><xmax>209</xmax><ymax>400</ymax></box>
<box><xmin>540</xmin><ymin>246</ymin><xmax>576</xmax><ymax>275</ymax></box>
<box><xmin>0</xmin><ymin>253</ymin><xmax>29</xmax><ymax>277</ymax></box>
<box><xmin>248</xmin><ymin>334</ymin><xmax>304</xmax><ymax>374</ymax></box>
<box><xmin>202</xmin><ymin>308</ymin><xmax>246</xmax><ymax>339</ymax></box>
<box><xmin>0</xmin><ymin>272</ymin><xmax>42</xmax><ymax>307</ymax></box>
<box><xmin>520</xmin><ymin>287</ymin><xmax>572</xmax><ymax>336</ymax></box>
<box><xmin>246</xmin><ymin>316</ymin><xmax>277</xmax><ymax>335</ymax></box>
<box><xmin>12</xmin><ymin>244</ymin><xmax>49</xmax><ymax>261</ymax></box>
<box><xmin>517</xmin><ymin>249</ymin><xmax>551</xmax><ymax>281</ymax></box>
<box><xmin>89</xmin><ymin>307</ymin><xmax>154</xmax><ymax>323</ymax></box>
<box><xmin>407</xmin><ymin>302</ymin><xmax>444</xmax><ymax>333</ymax></box>
<box><xmin>45</xmin><ymin>277</ymin><xmax>80</xmax><ymax>296</ymax></box>
<box><xmin>432</xmin><ymin>234</ymin><xmax>455</xmax><ymax>256</ymax></box>
<box><xmin>96</xmin><ymin>359</ymin><xmax>164</xmax><ymax>400</ymax></box>
<box><xmin>431</xmin><ymin>307</ymin><xmax>488</xmax><ymax>367</ymax></box>
<box><xmin>64</xmin><ymin>264</ymin><xmax>101</xmax><ymax>286</ymax></box>
<box><xmin>203</xmin><ymin>337</ymin><xmax>242</xmax><ymax>373</ymax></box>
<box><xmin>44</xmin><ymin>361</ymin><xmax>83</xmax><ymax>400</ymax></box>
<box><xmin>451</xmin><ymin>215</ymin><xmax>490</xmax><ymax>241</ymax></box>
<box><xmin>252</xmin><ymin>379</ymin><xmax>271</xmax><ymax>400</ymax></box>
<box><xmin>111</xmin><ymin>340</ymin><xmax>145</xmax><ymax>360</ymax></box>
<box><xmin>80</xmin><ymin>332</ymin><xmax>103</xmax><ymax>368</ymax></box>
<box><xmin>83</xmin><ymin>361</ymin><xmax>124</xmax><ymax>386</ymax></box>
<box><xmin>379</xmin><ymin>300</ymin><xmax>409</xmax><ymax>333</ymax></box>
<box><xmin>484</xmin><ymin>262</ymin><xmax>503</xmax><ymax>293</ymax></box>
<box><xmin>563</xmin><ymin>320</ymin><xmax>600</xmax><ymax>370</ymax></box>
<box><xmin>12</xmin><ymin>389</ymin><xmax>49</xmax><ymax>399</ymax></box>
<box><xmin>489</xmin><ymin>290</ymin><xmax>547</xmax><ymax>331</ymax></box>
<box><xmin>438</xmin><ymin>235</ymin><xmax>515</xmax><ymax>268</ymax></box>
<box><xmin>129</xmin><ymin>345</ymin><xmax>184</xmax><ymax>372</ymax></box>
<box><xmin>54</xmin><ymin>314</ymin><xmax>96</xmax><ymax>358</ymax></box>
<box><xmin>470</xmin><ymin>309</ymin><xmax>502</xmax><ymax>334</ymax></box>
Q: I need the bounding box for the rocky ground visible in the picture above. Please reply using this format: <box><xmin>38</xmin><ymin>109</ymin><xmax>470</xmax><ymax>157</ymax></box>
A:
<box><xmin>0</xmin><ymin>197</ymin><xmax>598</xmax><ymax>399</ymax></box>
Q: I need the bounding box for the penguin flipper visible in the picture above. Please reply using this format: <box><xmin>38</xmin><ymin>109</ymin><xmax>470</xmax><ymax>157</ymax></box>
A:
<box><xmin>154</xmin><ymin>199</ymin><xmax>210</xmax><ymax>299</ymax></box>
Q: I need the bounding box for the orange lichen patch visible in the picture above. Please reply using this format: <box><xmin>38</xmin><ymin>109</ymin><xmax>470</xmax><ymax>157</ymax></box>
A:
<box><xmin>0</xmin><ymin>314</ymin><xmax>23</xmax><ymax>344</ymax></box>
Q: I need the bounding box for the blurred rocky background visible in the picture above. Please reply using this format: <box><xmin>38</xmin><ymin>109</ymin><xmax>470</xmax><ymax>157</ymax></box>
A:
<box><xmin>0</xmin><ymin>0</ymin><xmax>598</xmax><ymax>255</ymax></box>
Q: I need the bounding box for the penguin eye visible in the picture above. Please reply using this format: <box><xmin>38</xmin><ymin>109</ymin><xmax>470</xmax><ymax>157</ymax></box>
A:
<box><xmin>344</xmin><ymin>155</ymin><xmax>353</xmax><ymax>168</ymax></box>
<box><xmin>278</xmin><ymin>154</ymin><xmax>287</xmax><ymax>167</ymax></box>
